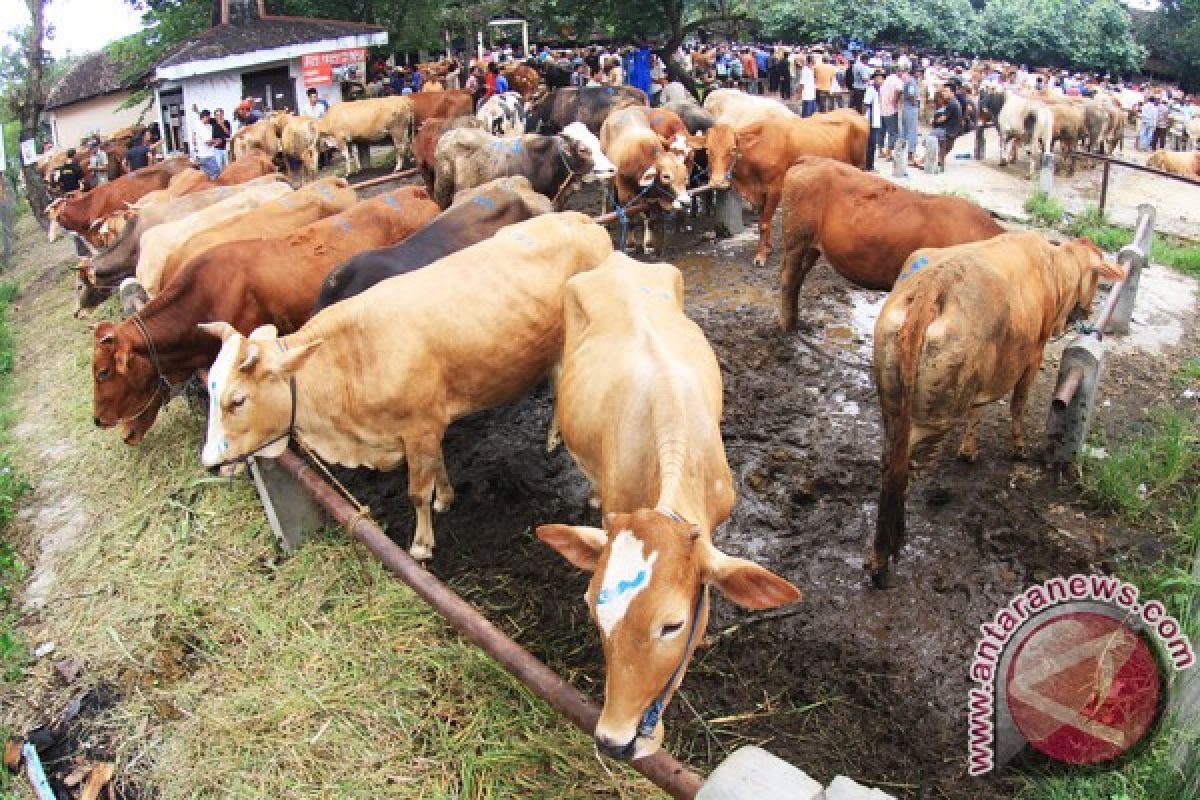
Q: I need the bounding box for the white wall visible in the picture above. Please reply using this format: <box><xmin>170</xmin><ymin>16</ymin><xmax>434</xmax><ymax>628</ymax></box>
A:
<box><xmin>48</xmin><ymin>91</ymin><xmax>151</xmax><ymax>148</ymax></box>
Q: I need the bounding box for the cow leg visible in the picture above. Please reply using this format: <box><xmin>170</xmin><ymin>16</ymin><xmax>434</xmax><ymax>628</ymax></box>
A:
<box><xmin>406</xmin><ymin>430</ymin><xmax>447</xmax><ymax>561</ymax></box>
<box><xmin>779</xmin><ymin>244</ymin><xmax>820</xmax><ymax>332</ymax></box>
<box><xmin>752</xmin><ymin>189</ymin><xmax>780</xmax><ymax>267</ymax></box>
<box><xmin>957</xmin><ymin>405</ymin><xmax>984</xmax><ymax>462</ymax></box>
<box><xmin>642</xmin><ymin>215</ymin><xmax>655</xmax><ymax>255</ymax></box>
<box><xmin>1009</xmin><ymin>363</ymin><xmax>1038</xmax><ymax>460</ymax></box>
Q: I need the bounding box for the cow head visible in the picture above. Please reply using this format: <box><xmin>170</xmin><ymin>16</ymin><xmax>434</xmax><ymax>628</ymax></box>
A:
<box><xmin>561</xmin><ymin>122</ymin><xmax>616</xmax><ymax>181</ymax></box>
<box><xmin>92</xmin><ymin>321</ymin><xmax>166</xmax><ymax>445</ymax></box>
<box><xmin>703</xmin><ymin>124</ymin><xmax>738</xmax><ymax>190</ymax></box>
<box><xmin>1051</xmin><ymin>238</ymin><xmax>1124</xmax><ymax>336</ymax></box>
<box><xmin>537</xmin><ymin>510</ymin><xmax>800</xmax><ymax>761</ymax></box>
<box><xmin>198</xmin><ymin>322</ymin><xmax>321</xmax><ymax>470</ymax></box>
<box><xmin>638</xmin><ymin>151</ymin><xmax>691</xmax><ymax>212</ymax></box>
<box><xmin>74</xmin><ymin>258</ymin><xmax>113</xmax><ymax>315</ymax></box>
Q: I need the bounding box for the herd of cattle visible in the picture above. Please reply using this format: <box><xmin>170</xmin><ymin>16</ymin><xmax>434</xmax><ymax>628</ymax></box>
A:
<box><xmin>43</xmin><ymin>82</ymin><xmax>1124</xmax><ymax>761</ymax></box>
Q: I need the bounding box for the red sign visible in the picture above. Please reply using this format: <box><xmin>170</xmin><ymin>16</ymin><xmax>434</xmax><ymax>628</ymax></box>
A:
<box><xmin>302</xmin><ymin>48</ymin><xmax>366</xmax><ymax>86</ymax></box>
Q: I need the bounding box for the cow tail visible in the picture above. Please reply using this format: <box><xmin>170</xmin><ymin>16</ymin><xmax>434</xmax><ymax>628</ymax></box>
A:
<box><xmin>1023</xmin><ymin>109</ymin><xmax>1037</xmax><ymax>137</ymax></box>
<box><xmin>874</xmin><ymin>287</ymin><xmax>940</xmax><ymax>586</ymax></box>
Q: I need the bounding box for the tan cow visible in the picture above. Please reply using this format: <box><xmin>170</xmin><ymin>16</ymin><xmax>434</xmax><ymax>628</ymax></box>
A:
<box><xmin>317</xmin><ymin>96</ymin><xmax>415</xmax><ymax>174</ymax></box>
<box><xmin>702</xmin><ymin>88</ymin><xmax>795</xmax><ymax>126</ymax></box>
<box><xmin>198</xmin><ymin>212</ymin><xmax>613</xmax><ymax>559</ymax></box>
<box><xmin>135</xmin><ymin>182</ymin><xmax>294</xmax><ymax>294</ymax></box>
<box><xmin>131</xmin><ymin>168</ymin><xmax>214</xmax><ymax>209</ymax></box>
<box><xmin>157</xmin><ymin>177</ymin><xmax>357</xmax><ymax>290</ymax></box>
<box><xmin>599</xmin><ymin>107</ymin><xmax>691</xmax><ymax>254</ymax></box>
<box><xmin>870</xmin><ymin>233</ymin><xmax>1123</xmax><ymax>587</ymax></box>
<box><xmin>279</xmin><ymin>114</ymin><xmax>321</xmax><ymax>183</ymax></box>
<box><xmin>1147</xmin><ymin>150</ymin><xmax>1200</xmax><ymax>178</ymax></box>
<box><xmin>537</xmin><ymin>254</ymin><xmax>801</xmax><ymax>761</ymax></box>
<box><xmin>229</xmin><ymin>115</ymin><xmax>284</xmax><ymax>162</ymax></box>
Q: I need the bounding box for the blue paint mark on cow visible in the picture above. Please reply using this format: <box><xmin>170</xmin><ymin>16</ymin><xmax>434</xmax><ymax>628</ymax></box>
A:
<box><xmin>383</xmin><ymin>194</ymin><xmax>400</xmax><ymax>209</ymax></box>
<box><xmin>509</xmin><ymin>231</ymin><xmax>535</xmax><ymax>248</ymax></box>
<box><xmin>597</xmin><ymin>569</ymin><xmax>648</xmax><ymax>606</ymax></box>
<box><xmin>473</xmin><ymin>195</ymin><xmax>495</xmax><ymax>211</ymax></box>
<box><xmin>897</xmin><ymin>255</ymin><xmax>929</xmax><ymax>281</ymax></box>
<box><xmin>338</xmin><ymin>220</ymin><xmax>352</xmax><ymax>233</ymax></box>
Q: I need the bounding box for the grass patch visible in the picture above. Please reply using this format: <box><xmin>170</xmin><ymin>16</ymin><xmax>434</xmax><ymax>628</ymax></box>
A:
<box><xmin>1025</xmin><ymin>190</ymin><xmax>1065</xmax><ymax>227</ymax></box>
<box><xmin>1066</xmin><ymin>207</ymin><xmax>1200</xmax><ymax>279</ymax></box>
<box><xmin>0</xmin><ymin>277</ymin><xmax>29</xmax><ymax>685</ymax></box>
<box><xmin>942</xmin><ymin>189</ymin><xmax>981</xmax><ymax>206</ymax></box>
<box><xmin>0</xmin><ymin>213</ymin><xmax>655</xmax><ymax>798</ymax></box>
<box><xmin>1020</xmin><ymin>411</ymin><xmax>1200</xmax><ymax>799</ymax></box>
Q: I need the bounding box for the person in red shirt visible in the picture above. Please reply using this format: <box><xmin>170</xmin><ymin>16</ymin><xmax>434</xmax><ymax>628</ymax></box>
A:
<box><xmin>485</xmin><ymin>63</ymin><xmax>499</xmax><ymax>98</ymax></box>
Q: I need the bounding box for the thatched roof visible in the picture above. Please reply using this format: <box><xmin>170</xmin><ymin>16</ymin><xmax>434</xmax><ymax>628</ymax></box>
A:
<box><xmin>45</xmin><ymin>50</ymin><xmax>143</xmax><ymax>111</ymax></box>
<box><xmin>157</xmin><ymin>16</ymin><xmax>386</xmax><ymax>71</ymax></box>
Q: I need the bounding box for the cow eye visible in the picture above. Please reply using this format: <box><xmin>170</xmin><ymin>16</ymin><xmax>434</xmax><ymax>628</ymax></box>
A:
<box><xmin>97</xmin><ymin>368</ymin><xmax>110</xmax><ymax>381</ymax></box>
<box><xmin>229</xmin><ymin>396</ymin><xmax>246</xmax><ymax>411</ymax></box>
<box><xmin>659</xmin><ymin>621</ymin><xmax>685</xmax><ymax>639</ymax></box>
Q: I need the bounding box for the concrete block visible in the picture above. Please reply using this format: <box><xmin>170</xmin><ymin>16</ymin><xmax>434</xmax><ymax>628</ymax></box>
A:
<box><xmin>891</xmin><ymin>140</ymin><xmax>908</xmax><ymax>179</ymax></box>
<box><xmin>1045</xmin><ymin>335</ymin><xmax>1106</xmax><ymax>466</ymax></box>
<box><xmin>1038</xmin><ymin>153</ymin><xmax>1057</xmax><ymax>194</ymax></box>
<box><xmin>697</xmin><ymin>746</ymin><xmax>823</xmax><ymax>800</ymax></box>
<box><xmin>825</xmin><ymin>776</ymin><xmax>897</xmax><ymax>800</ymax></box>
<box><xmin>714</xmin><ymin>188</ymin><xmax>744</xmax><ymax>237</ymax></box>
<box><xmin>922</xmin><ymin>134</ymin><xmax>941</xmax><ymax>174</ymax></box>
<box><xmin>249</xmin><ymin>455</ymin><xmax>328</xmax><ymax>553</ymax></box>
<box><xmin>118</xmin><ymin>278</ymin><xmax>148</xmax><ymax>316</ymax></box>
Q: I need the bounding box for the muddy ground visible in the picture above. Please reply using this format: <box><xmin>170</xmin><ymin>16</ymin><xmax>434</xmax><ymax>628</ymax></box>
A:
<box><xmin>327</xmin><ymin>177</ymin><xmax>1199</xmax><ymax>798</ymax></box>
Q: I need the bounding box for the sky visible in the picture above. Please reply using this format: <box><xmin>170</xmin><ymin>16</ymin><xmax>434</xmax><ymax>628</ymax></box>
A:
<box><xmin>0</xmin><ymin>0</ymin><xmax>145</xmax><ymax>57</ymax></box>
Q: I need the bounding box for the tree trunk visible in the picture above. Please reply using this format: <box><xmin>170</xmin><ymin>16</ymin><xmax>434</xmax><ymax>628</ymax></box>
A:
<box><xmin>657</xmin><ymin>0</ymin><xmax>699</xmax><ymax>98</ymax></box>
<box><xmin>20</xmin><ymin>0</ymin><xmax>51</xmax><ymax>228</ymax></box>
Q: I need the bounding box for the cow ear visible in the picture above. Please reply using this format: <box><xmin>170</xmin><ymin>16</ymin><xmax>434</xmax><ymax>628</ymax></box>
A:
<box><xmin>1094</xmin><ymin>259</ymin><xmax>1124</xmax><ymax>282</ymax></box>
<box><xmin>272</xmin><ymin>339</ymin><xmax>321</xmax><ymax>376</ymax></box>
<box><xmin>239</xmin><ymin>343</ymin><xmax>259</xmax><ymax>372</ymax></box>
<box><xmin>536</xmin><ymin>524</ymin><xmax>606</xmax><ymax>572</ymax></box>
<box><xmin>701</xmin><ymin>541</ymin><xmax>802</xmax><ymax>610</ymax></box>
<box><xmin>197</xmin><ymin>321</ymin><xmax>237</xmax><ymax>342</ymax></box>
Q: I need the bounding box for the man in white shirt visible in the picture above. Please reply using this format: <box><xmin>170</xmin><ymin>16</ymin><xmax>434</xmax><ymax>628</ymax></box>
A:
<box><xmin>301</xmin><ymin>87</ymin><xmax>328</xmax><ymax>119</ymax></box>
<box><xmin>800</xmin><ymin>54</ymin><xmax>817</xmax><ymax>117</ymax></box>
<box><xmin>863</xmin><ymin>70</ymin><xmax>884</xmax><ymax>170</ymax></box>
<box><xmin>193</xmin><ymin>109</ymin><xmax>221</xmax><ymax>179</ymax></box>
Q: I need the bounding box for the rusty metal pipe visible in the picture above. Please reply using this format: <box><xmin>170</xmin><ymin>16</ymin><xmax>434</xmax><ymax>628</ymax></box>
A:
<box><xmin>275</xmin><ymin>449</ymin><xmax>705</xmax><ymax>800</ymax></box>
<box><xmin>351</xmin><ymin>168</ymin><xmax>419</xmax><ymax>191</ymax></box>
<box><xmin>592</xmin><ymin>200</ymin><xmax>652</xmax><ymax>226</ymax></box>
<box><xmin>1052</xmin><ymin>365</ymin><xmax>1085</xmax><ymax>411</ymax></box>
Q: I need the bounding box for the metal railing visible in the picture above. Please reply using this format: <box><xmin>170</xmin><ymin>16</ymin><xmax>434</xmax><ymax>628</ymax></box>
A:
<box><xmin>1073</xmin><ymin>151</ymin><xmax>1200</xmax><ymax>213</ymax></box>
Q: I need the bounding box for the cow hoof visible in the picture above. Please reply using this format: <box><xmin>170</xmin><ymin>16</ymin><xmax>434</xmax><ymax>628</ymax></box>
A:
<box><xmin>752</xmin><ymin>254</ymin><xmax>767</xmax><ymax>268</ymax></box>
<box><xmin>409</xmin><ymin>542</ymin><xmax>433</xmax><ymax>561</ymax></box>
<box><xmin>433</xmin><ymin>491</ymin><xmax>455</xmax><ymax>512</ymax></box>
<box><xmin>957</xmin><ymin>449</ymin><xmax>978</xmax><ymax>463</ymax></box>
<box><xmin>867</xmin><ymin>561</ymin><xmax>897</xmax><ymax>590</ymax></box>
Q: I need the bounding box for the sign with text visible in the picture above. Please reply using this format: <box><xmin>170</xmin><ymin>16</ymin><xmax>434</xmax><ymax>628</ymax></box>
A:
<box><xmin>302</xmin><ymin>48</ymin><xmax>366</xmax><ymax>86</ymax></box>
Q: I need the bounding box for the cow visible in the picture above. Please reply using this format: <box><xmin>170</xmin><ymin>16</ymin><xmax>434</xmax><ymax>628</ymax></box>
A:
<box><xmin>317</xmin><ymin>96</ymin><xmax>415</xmax><ymax>174</ymax></box>
<box><xmin>157</xmin><ymin>177</ymin><xmax>358</xmax><ymax>291</ymax></box>
<box><xmin>78</xmin><ymin>175</ymin><xmax>289</xmax><ymax>312</ymax></box>
<box><xmin>279</xmin><ymin>114</ymin><xmax>321</xmax><ymax>184</ymax></box>
<box><xmin>412</xmin><ymin>116</ymin><xmax>483</xmax><ymax>191</ymax></box>
<box><xmin>316</xmin><ymin>176</ymin><xmax>552</xmax><ymax>310</ymax></box>
<box><xmin>658</xmin><ymin>82</ymin><xmax>696</xmax><ymax>107</ymax></box>
<box><xmin>92</xmin><ymin>187</ymin><xmax>439</xmax><ymax>445</ymax></box>
<box><xmin>703</xmin><ymin>88</ymin><xmax>795</xmax><ymax>126</ymax></box>
<box><xmin>703</xmin><ymin>110</ymin><xmax>870</xmax><ymax>267</ymax></box>
<box><xmin>409</xmin><ymin>90</ymin><xmax>475</xmax><ymax>126</ymax></box>
<box><xmin>476</xmin><ymin>92</ymin><xmax>527</xmax><ymax>136</ymax></box>
<box><xmin>641</xmin><ymin>107</ymin><xmax>692</xmax><ymax>157</ymax></box>
<box><xmin>600</xmin><ymin>107</ymin><xmax>692</xmax><ymax>254</ymax></box>
<box><xmin>1147</xmin><ymin>150</ymin><xmax>1200</xmax><ymax>177</ymax></box>
<box><xmin>131</xmin><ymin>168</ymin><xmax>214</xmax><ymax>208</ymax></box>
<box><xmin>870</xmin><ymin>233</ymin><xmax>1123</xmax><ymax>587</ymax></box>
<box><xmin>229</xmin><ymin>115</ymin><xmax>283</xmax><ymax>162</ymax></box>
<box><xmin>503</xmin><ymin>64</ymin><xmax>540</xmax><ymax>101</ymax></box>
<box><xmin>777</xmin><ymin>157</ymin><xmax>1005</xmax><ymax>330</ymax></box>
<box><xmin>663</xmin><ymin>101</ymin><xmax>715</xmax><ymax>135</ymax></box>
<box><xmin>1043</xmin><ymin>100</ymin><xmax>1088</xmax><ymax>175</ymax></box>
<box><xmin>536</xmin><ymin>253</ymin><xmax>801</xmax><ymax>761</ymax></box>
<box><xmin>135</xmin><ymin>182</ymin><xmax>294</xmax><ymax>295</ymax></box>
<box><xmin>993</xmin><ymin>93</ymin><xmax>1054</xmax><ymax>177</ymax></box>
<box><xmin>47</xmin><ymin>157</ymin><xmax>193</xmax><ymax>248</ymax></box>
<box><xmin>526</xmin><ymin>86</ymin><xmax>648</xmax><ymax>135</ymax></box>
<box><xmin>216</xmin><ymin>150</ymin><xmax>278</xmax><ymax>185</ymax></box>
<box><xmin>197</xmin><ymin>212</ymin><xmax>614</xmax><ymax>561</ymax></box>
<box><xmin>432</xmin><ymin>125</ymin><xmax>612</xmax><ymax>210</ymax></box>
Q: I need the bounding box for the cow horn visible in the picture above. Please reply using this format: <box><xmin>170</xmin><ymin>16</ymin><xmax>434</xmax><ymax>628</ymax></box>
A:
<box><xmin>239</xmin><ymin>343</ymin><xmax>259</xmax><ymax>372</ymax></box>
<box><xmin>99</xmin><ymin>332</ymin><xmax>115</xmax><ymax>344</ymax></box>
<box><xmin>47</xmin><ymin>218</ymin><xmax>60</xmax><ymax>242</ymax></box>
<box><xmin>197</xmin><ymin>321</ymin><xmax>237</xmax><ymax>342</ymax></box>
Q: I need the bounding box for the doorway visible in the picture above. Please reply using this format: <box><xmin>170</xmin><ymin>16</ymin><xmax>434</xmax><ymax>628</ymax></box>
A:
<box><xmin>241</xmin><ymin>66</ymin><xmax>297</xmax><ymax>112</ymax></box>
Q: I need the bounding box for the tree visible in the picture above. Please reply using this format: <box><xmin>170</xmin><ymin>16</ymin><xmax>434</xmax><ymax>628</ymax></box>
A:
<box><xmin>9</xmin><ymin>1</ymin><xmax>52</xmax><ymax>226</ymax></box>
<box><xmin>1135</xmin><ymin>0</ymin><xmax>1200</xmax><ymax>91</ymax></box>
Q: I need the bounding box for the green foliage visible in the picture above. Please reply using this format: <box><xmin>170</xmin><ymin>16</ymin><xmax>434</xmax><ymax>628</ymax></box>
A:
<box><xmin>1136</xmin><ymin>0</ymin><xmax>1200</xmax><ymax>92</ymax></box>
<box><xmin>1066</xmin><ymin>207</ymin><xmax>1200</xmax><ymax>279</ymax></box>
<box><xmin>1081</xmin><ymin>411</ymin><xmax>1197</xmax><ymax>519</ymax></box>
<box><xmin>0</xmin><ymin>280</ymin><xmax>27</xmax><ymax>683</ymax></box>
<box><xmin>977</xmin><ymin>0</ymin><xmax>1143</xmax><ymax>76</ymax></box>
<box><xmin>112</xmin><ymin>1</ymin><xmax>210</xmax><ymax>86</ymax></box>
<box><xmin>1024</xmin><ymin>190</ymin><xmax>1064</xmax><ymax>226</ymax></box>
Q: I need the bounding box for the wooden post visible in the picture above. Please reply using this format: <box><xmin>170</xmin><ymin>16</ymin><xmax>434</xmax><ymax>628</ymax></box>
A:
<box><xmin>1099</xmin><ymin>159</ymin><xmax>1112</xmax><ymax>213</ymax></box>
<box><xmin>974</xmin><ymin>126</ymin><xmax>986</xmax><ymax>160</ymax></box>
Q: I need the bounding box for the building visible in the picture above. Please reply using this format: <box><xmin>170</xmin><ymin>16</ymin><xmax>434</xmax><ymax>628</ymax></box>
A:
<box><xmin>154</xmin><ymin>0</ymin><xmax>387</xmax><ymax>155</ymax></box>
<box><xmin>44</xmin><ymin>50</ymin><xmax>152</xmax><ymax>149</ymax></box>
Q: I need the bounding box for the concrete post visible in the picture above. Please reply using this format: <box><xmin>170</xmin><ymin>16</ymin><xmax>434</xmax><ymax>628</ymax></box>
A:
<box><xmin>1038</xmin><ymin>152</ymin><xmax>1056</xmax><ymax>194</ymax></box>
<box><xmin>249</xmin><ymin>456</ymin><xmax>329</xmax><ymax>553</ymax></box>
<box><xmin>923</xmin><ymin>134</ymin><xmax>940</xmax><ymax>174</ymax></box>
<box><xmin>118</xmin><ymin>278</ymin><xmax>148</xmax><ymax>317</ymax></box>
<box><xmin>1107</xmin><ymin>203</ymin><xmax>1156</xmax><ymax>335</ymax></box>
<box><xmin>892</xmin><ymin>139</ymin><xmax>908</xmax><ymax>179</ymax></box>
<box><xmin>714</xmin><ymin>188</ymin><xmax>744</xmax><ymax>237</ymax></box>
<box><xmin>1045</xmin><ymin>336</ymin><xmax>1106</xmax><ymax>466</ymax></box>
<box><xmin>697</xmin><ymin>747</ymin><xmax>823</xmax><ymax>800</ymax></box>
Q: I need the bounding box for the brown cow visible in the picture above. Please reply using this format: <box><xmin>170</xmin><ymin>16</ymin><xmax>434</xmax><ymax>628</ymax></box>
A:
<box><xmin>47</xmin><ymin>157</ymin><xmax>192</xmax><ymax>247</ymax></box>
<box><xmin>503</xmin><ymin>64</ymin><xmax>540</xmax><ymax>101</ymax></box>
<box><xmin>537</xmin><ymin>254</ymin><xmax>800</xmax><ymax>761</ymax></box>
<box><xmin>1147</xmin><ymin>150</ymin><xmax>1200</xmax><ymax>177</ymax></box>
<box><xmin>229</xmin><ymin>115</ymin><xmax>282</xmax><ymax>162</ymax></box>
<box><xmin>600</xmin><ymin>108</ymin><xmax>691</xmax><ymax>254</ymax></box>
<box><xmin>92</xmin><ymin>187</ymin><xmax>438</xmax><ymax>445</ymax></box>
<box><xmin>131</xmin><ymin>168</ymin><xmax>215</xmax><ymax>208</ymax></box>
<box><xmin>216</xmin><ymin>150</ymin><xmax>278</xmax><ymax>185</ymax></box>
<box><xmin>413</xmin><ymin>116</ymin><xmax>482</xmax><ymax>191</ymax></box>
<box><xmin>870</xmin><ymin>233</ymin><xmax>1123</xmax><ymax>587</ymax></box>
<box><xmin>409</xmin><ymin>90</ymin><xmax>475</xmax><ymax>126</ymax></box>
<box><xmin>279</xmin><ymin>114</ymin><xmax>321</xmax><ymax>184</ymax></box>
<box><xmin>157</xmin><ymin>177</ymin><xmax>358</xmax><ymax>290</ymax></box>
<box><xmin>641</xmin><ymin>107</ymin><xmax>692</xmax><ymax>160</ymax></box>
<box><xmin>778</xmin><ymin>157</ymin><xmax>1004</xmax><ymax>329</ymax></box>
<box><xmin>704</xmin><ymin>110</ymin><xmax>869</xmax><ymax>267</ymax></box>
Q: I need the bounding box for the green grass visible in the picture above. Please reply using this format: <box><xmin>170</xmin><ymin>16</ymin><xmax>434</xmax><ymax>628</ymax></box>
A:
<box><xmin>1019</xmin><ymin>411</ymin><xmax>1200</xmax><ymax>800</ymax></box>
<box><xmin>0</xmin><ymin>279</ymin><xmax>28</xmax><ymax>685</ymax></box>
<box><xmin>1066</xmin><ymin>207</ymin><xmax>1200</xmax><ymax>279</ymax></box>
<box><xmin>1025</xmin><ymin>190</ymin><xmax>1065</xmax><ymax>227</ymax></box>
